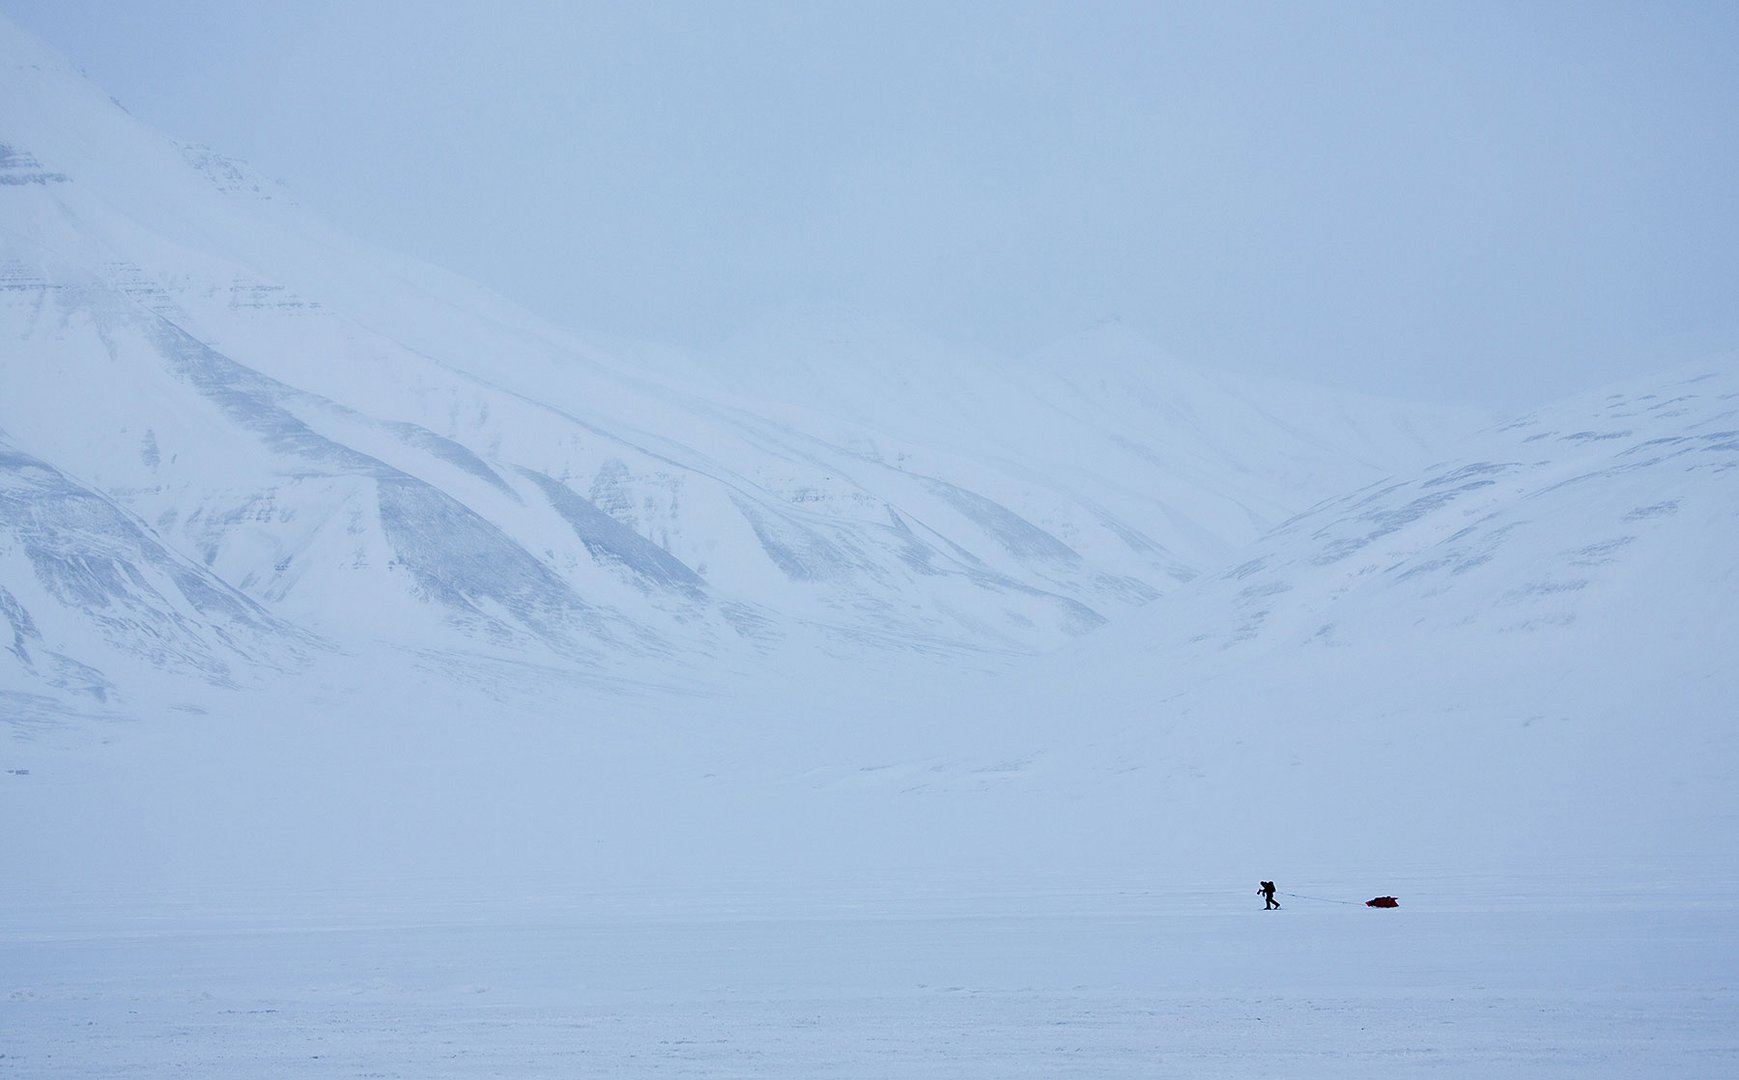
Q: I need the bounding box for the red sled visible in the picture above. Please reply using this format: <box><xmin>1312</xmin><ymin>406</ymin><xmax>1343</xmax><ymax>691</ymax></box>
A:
<box><xmin>1366</xmin><ymin>896</ymin><xmax>1399</xmax><ymax>908</ymax></box>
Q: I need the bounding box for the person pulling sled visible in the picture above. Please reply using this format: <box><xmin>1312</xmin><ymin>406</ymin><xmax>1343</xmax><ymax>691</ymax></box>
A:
<box><xmin>1258</xmin><ymin>881</ymin><xmax>1280</xmax><ymax>909</ymax></box>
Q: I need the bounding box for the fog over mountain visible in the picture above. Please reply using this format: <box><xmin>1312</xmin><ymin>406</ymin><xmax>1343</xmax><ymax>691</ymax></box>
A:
<box><xmin>3</xmin><ymin>12</ymin><xmax>1736</xmax><ymax>1078</ymax></box>
<box><xmin>0</xmin><ymin>17</ymin><xmax>1480</xmax><ymax>715</ymax></box>
<box><xmin>6</xmin><ymin>1</ymin><xmax>1737</xmax><ymax>406</ymax></box>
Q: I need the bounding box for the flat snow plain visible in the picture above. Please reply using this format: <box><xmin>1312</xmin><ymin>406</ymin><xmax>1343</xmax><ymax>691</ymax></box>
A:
<box><xmin>5</xmin><ymin>875</ymin><xmax>1734</xmax><ymax>1079</ymax></box>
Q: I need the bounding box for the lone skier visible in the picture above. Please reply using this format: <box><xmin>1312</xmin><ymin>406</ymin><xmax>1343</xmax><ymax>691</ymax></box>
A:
<box><xmin>1258</xmin><ymin>881</ymin><xmax>1280</xmax><ymax>910</ymax></box>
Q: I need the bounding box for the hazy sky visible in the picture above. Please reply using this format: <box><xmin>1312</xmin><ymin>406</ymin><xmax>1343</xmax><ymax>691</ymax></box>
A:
<box><xmin>6</xmin><ymin>1</ymin><xmax>1737</xmax><ymax>406</ymax></box>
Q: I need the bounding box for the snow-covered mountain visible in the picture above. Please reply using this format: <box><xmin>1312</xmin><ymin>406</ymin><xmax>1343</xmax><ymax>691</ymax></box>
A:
<box><xmin>0</xmin><ymin>16</ymin><xmax>1473</xmax><ymax>713</ymax></box>
<box><xmin>5</xmin><ymin>16</ymin><xmax>1738</xmax><ymax>1078</ymax></box>
<box><xmin>0</xmin><ymin>433</ymin><xmax>309</xmax><ymax>707</ymax></box>
<box><xmin>829</xmin><ymin>360</ymin><xmax>1739</xmax><ymax>881</ymax></box>
<box><xmin>1121</xmin><ymin>363</ymin><xmax>1739</xmax><ymax>668</ymax></box>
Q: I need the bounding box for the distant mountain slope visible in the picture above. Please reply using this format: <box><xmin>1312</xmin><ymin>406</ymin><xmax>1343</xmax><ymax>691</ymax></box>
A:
<box><xmin>0</xmin><ymin>15</ymin><xmax>1475</xmax><ymax>713</ymax></box>
<box><xmin>0</xmin><ymin>436</ymin><xmax>307</xmax><ymax>707</ymax></box>
<box><xmin>839</xmin><ymin>362</ymin><xmax>1739</xmax><ymax>880</ymax></box>
<box><xmin>1130</xmin><ymin>363</ymin><xmax>1739</xmax><ymax>667</ymax></box>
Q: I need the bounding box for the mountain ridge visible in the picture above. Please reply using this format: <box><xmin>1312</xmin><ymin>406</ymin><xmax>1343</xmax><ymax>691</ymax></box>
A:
<box><xmin>1</xmin><ymin>14</ymin><xmax>1480</xmax><ymax>714</ymax></box>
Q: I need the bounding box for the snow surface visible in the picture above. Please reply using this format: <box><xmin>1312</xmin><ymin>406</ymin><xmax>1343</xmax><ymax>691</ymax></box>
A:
<box><xmin>3</xmin><ymin>15</ymin><xmax>1737</xmax><ymax>1078</ymax></box>
<box><xmin>5</xmin><ymin>881</ymin><xmax>1734</xmax><ymax>1079</ymax></box>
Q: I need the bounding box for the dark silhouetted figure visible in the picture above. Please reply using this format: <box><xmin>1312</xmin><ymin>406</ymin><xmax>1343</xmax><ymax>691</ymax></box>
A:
<box><xmin>1259</xmin><ymin>881</ymin><xmax>1280</xmax><ymax>909</ymax></box>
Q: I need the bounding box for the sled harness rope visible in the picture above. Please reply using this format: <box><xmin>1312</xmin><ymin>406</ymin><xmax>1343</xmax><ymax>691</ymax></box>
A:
<box><xmin>1281</xmin><ymin>891</ymin><xmax>1361</xmax><ymax>906</ymax></box>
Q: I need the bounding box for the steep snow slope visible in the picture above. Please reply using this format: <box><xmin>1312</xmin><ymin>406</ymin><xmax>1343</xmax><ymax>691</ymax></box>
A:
<box><xmin>1123</xmin><ymin>363</ymin><xmax>1739</xmax><ymax>668</ymax></box>
<box><xmin>0</xmin><ymin>15</ymin><xmax>1474</xmax><ymax>714</ymax></box>
<box><xmin>634</xmin><ymin>313</ymin><xmax>1470</xmax><ymax>553</ymax></box>
<box><xmin>0</xmin><ymin>436</ymin><xmax>308</xmax><ymax>709</ymax></box>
